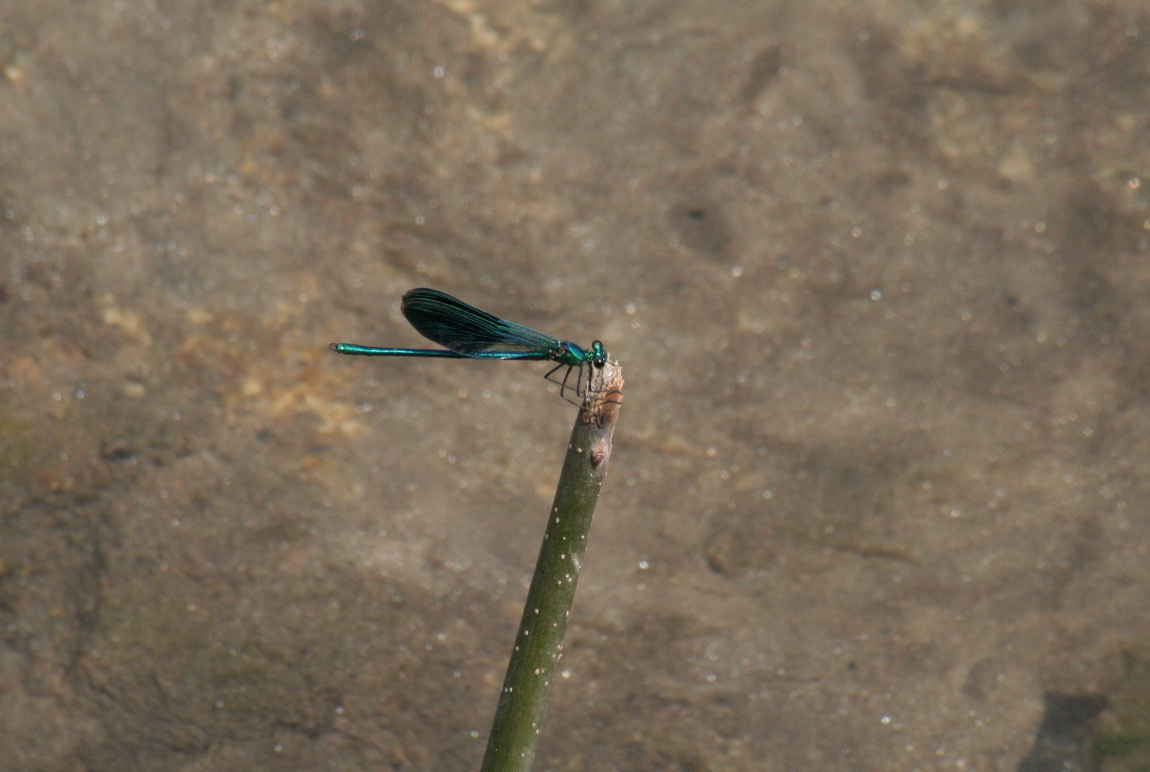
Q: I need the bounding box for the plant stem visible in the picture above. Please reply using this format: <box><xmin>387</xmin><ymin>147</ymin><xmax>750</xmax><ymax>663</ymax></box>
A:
<box><xmin>480</xmin><ymin>361</ymin><xmax>623</xmax><ymax>772</ymax></box>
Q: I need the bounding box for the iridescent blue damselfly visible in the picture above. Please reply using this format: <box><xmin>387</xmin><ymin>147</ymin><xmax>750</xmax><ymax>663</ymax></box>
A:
<box><xmin>330</xmin><ymin>288</ymin><xmax>609</xmax><ymax>405</ymax></box>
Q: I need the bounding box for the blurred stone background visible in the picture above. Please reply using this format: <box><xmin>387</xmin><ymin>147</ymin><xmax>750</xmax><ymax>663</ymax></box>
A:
<box><xmin>2</xmin><ymin>1</ymin><xmax>1149</xmax><ymax>770</ymax></box>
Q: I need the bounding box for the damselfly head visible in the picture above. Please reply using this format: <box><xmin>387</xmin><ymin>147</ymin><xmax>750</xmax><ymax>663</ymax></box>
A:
<box><xmin>590</xmin><ymin>340</ymin><xmax>607</xmax><ymax>368</ymax></box>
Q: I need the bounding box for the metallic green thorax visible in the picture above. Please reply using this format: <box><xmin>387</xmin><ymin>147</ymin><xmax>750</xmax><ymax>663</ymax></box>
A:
<box><xmin>552</xmin><ymin>339</ymin><xmax>607</xmax><ymax>368</ymax></box>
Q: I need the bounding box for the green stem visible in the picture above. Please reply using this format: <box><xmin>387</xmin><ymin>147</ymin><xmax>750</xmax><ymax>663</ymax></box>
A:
<box><xmin>480</xmin><ymin>361</ymin><xmax>624</xmax><ymax>772</ymax></box>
